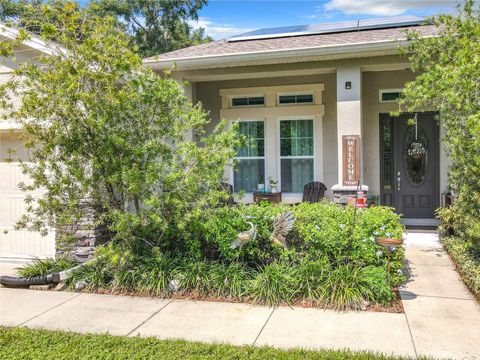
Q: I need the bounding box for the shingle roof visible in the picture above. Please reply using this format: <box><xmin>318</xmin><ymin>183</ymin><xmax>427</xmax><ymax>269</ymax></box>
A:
<box><xmin>145</xmin><ymin>25</ymin><xmax>438</xmax><ymax>62</ymax></box>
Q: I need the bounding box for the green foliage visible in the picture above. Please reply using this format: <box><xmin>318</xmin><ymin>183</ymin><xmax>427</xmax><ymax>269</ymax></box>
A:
<box><xmin>91</xmin><ymin>0</ymin><xmax>212</xmax><ymax>57</ymax></box>
<box><xmin>0</xmin><ymin>0</ymin><xmax>212</xmax><ymax>57</ymax></box>
<box><xmin>321</xmin><ymin>264</ymin><xmax>373</xmax><ymax>310</ymax></box>
<box><xmin>0</xmin><ymin>326</ymin><xmax>416</xmax><ymax>360</ymax></box>
<box><xmin>0</xmin><ymin>7</ymin><xmax>239</xmax><ymax>248</ymax></box>
<box><xmin>442</xmin><ymin>236</ymin><xmax>480</xmax><ymax>298</ymax></box>
<box><xmin>64</xmin><ymin>203</ymin><xmax>404</xmax><ymax>309</ymax></box>
<box><xmin>249</xmin><ymin>261</ymin><xmax>296</xmax><ymax>306</ymax></box>
<box><xmin>398</xmin><ymin>0</ymin><xmax>480</xmax><ymax>245</ymax></box>
<box><xmin>16</xmin><ymin>257</ymin><xmax>77</xmax><ymax>278</ymax></box>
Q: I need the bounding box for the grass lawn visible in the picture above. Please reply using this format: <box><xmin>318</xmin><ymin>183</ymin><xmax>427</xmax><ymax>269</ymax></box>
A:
<box><xmin>0</xmin><ymin>326</ymin><xmax>416</xmax><ymax>360</ymax></box>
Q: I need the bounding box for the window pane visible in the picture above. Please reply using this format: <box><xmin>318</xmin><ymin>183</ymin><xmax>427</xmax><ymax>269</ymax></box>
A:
<box><xmin>281</xmin><ymin>158</ymin><xmax>314</xmax><ymax>193</ymax></box>
<box><xmin>296</xmin><ymin>94</ymin><xmax>313</xmax><ymax>103</ymax></box>
<box><xmin>234</xmin><ymin>159</ymin><xmax>265</xmax><ymax>192</ymax></box>
<box><xmin>232</xmin><ymin>97</ymin><xmax>248</xmax><ymax>106</ymax></box>
<box><xmin>280</xmin><ymin>121</ymin><xmax>292</xmax><ymax>138</ymax></box>
<box><xmin>236</xmin><ymin>121</ymin><xmax>264</xmax><ymax>157</ymax></box>
<box><xmin>296</xmin><ymin>120</ymin><xmax>313</xmax><ymax>137</ymax></box>
<box><xmin>279</xmin><ymin>95</ymin><xmax>296</xmax><ymax>104</ymax></box>
<box><xmin>381</xmin><ymin>92</ymin><xmax>400</xmax><ymax>102</ymax></box>
<box><xmin>280</xmin><ymin>119</ymin><xmax>313</xmax><ymax>156</ymax></box>
<box><xmin>296</xmin><ymin>138</ymin><xmax>313</xmax><ymax>156</ymax></box>
<box><xmin>248</xmin><ymin>97</ymin><xmax>264</xmax><ymax>105</ymax></box>
<box><xmin>382</xmin><ymin>119</ymin><xmax>392</xmax><ymax>190</ymax></box>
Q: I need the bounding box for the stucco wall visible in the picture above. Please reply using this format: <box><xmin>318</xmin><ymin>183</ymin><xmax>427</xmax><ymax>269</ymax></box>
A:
<box><xmin>195</xmin><ymin>73</ymin><xmax>338</xmax><ymax>195</ymax></box>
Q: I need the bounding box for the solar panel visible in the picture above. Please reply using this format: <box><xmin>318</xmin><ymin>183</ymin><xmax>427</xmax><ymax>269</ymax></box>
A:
<box><xmin>228</xmin><ymin>16</ymin><xmax>426</xmax><ymax>42</ymax></box>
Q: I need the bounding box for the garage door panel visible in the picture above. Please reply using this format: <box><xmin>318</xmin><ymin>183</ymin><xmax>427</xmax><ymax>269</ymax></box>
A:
<box><xmin>0</xmin><ymin>163</ymin><xmax>32</xmax><ymax>190</ymax></box>
<box><xmin>0</xmin><ymin>226</ymin><xmax>55</xmax><ymax>259</ymax></box>
<box><xmin>0</xmin><ymin>196</ymin><xmax>29</xmax><ymax>224</ymax></box>
<box><xmin>0</xmin><ymin>133</ymin><xmax>55</xmax><ymax>259</ymax></box>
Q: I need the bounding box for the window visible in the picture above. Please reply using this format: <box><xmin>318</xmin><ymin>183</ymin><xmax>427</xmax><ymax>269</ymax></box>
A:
<box><xmin>280</xmin><ymin>119</ymin><xmax>314</xmax><ymax>193</ymax></box>
<box><xmin>278</xmin><ymin>93</ymin><xmax>314</xmax><ymax>105</ymax></box>
<box><xmin>231</xmin><ymin>96</ymin><xmax>265</xmax><ymax>107</ymax></box>
<box><xmin>234</xmin><ymin>121</ymin><xmax>265</xmax><ymax>192</ymax></box>
<box><xmin>379</xmin><ymin>89</ymin><xmax>402</xmax><ymax>103</ymax></box>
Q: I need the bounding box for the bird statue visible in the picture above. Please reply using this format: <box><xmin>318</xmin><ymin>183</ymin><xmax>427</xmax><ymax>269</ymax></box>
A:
<box><xmin>270</xmin><ymin>211</ymin><xmax>296</xmax><ymax>249</ymax></box>
<box><xmin>230</xmin><ymin>221</ymin><xmax>257</xmax><ymax>249</ymax></box>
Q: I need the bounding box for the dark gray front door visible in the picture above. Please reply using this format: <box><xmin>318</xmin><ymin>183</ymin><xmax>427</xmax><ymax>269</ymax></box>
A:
<box><xmin>380</xmin><ymin>113</ymin><xmax>439</xmax><ymax>218</ymax></box>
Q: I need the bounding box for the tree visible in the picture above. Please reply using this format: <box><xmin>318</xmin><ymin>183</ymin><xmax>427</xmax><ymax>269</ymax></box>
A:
<box><xmin>0</xmin><ymin>0</ymin><xmax>212</xmax><ymax>57</ymax></box>
<box><xmin>0</xmin><ymin>3</ymin><xmax>238</xmax><ymax>251</ymax></box>
<box><xmin>91</xmin><ymin>0</ymin><xmax>212</xmax><ymax>57</ymax></box>
<box><xmin>397</xmin><ymin>0</ymin><xmax>480</xmax><ymax>243</ymax></box>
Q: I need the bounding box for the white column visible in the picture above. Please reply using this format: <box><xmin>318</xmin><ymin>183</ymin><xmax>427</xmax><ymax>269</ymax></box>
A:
<box><xmin>335</xmin><ymin>66</ymin><xmax>363</xmax><ymax>187</ymax></box>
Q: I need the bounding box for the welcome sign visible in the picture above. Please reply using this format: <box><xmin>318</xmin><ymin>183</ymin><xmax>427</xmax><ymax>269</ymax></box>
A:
<box><xmin>342</xmin><ymin>135</ymin><xmax>360</xmax><ymax>186</ymax></box>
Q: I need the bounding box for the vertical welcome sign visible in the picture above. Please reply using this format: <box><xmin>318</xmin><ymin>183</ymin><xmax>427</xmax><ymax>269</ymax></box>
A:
<box><xmin>342</xmin><ymin>135</ymin><xmax>360</xmax><ymax>186</ymax></box>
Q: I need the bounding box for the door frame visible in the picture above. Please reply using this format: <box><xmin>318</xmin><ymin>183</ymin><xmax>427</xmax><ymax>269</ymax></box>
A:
<box><xmin>379</xmin><ymin>112</ymin><xmax>440</xmax><ymax>218</ymax></box>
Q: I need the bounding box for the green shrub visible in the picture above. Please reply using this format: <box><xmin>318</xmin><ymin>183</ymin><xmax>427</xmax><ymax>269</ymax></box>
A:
<box><xmin>249</xmin><ymin>261</ymin><xmax>297</xmax><ymax>306</ymax></box>
<box><xmin>16</xmin><ymin>258</ymin><xmax>77</xmax><ymax>278</ymax></box>
<box><xmin>321</xmin><ymin>264</ymin><xmax>374</xmax><ymax>310</ymax></box>
<box><xmin>57</xmin><ymin>202</ymin><xmax>404</xmax><ymax>309</ymax></box>
<box><xmin>442</xmin><ymin>236</ymin><xmax>480</xmax><ymax>298</ymax></box>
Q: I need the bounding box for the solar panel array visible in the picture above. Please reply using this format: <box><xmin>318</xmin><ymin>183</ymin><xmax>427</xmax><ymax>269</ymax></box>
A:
<box><xmin>228</xmin><ymin>16</ymin><xmax>426</xmax><ymax>42</ymax></box>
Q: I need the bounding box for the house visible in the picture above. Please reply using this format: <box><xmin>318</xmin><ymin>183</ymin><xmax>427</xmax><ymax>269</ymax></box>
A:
<box><xmin>144</xmin><ymin>15</ymin><xmax>448</xmax><ymax>227</ymax></box>
<box><xmin>0</xmin><ymin>15</ymin><xmax>446</xmax><ymax>261</ymax></box>
<box><xmin>0</xmin><ymin>24</ymin><xmax>57</xmax><ymax>261</ymax></box>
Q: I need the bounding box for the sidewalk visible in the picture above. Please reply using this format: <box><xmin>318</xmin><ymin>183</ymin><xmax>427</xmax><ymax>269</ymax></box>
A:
<box><xmin>1</xmin><ymin>232</ymin><xmax>479</xmax><ymax>359</ymax></box>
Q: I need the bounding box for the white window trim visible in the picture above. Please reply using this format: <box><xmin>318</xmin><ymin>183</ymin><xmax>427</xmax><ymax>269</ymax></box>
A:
<box><xmin>230</xmin><ymin>118</ymin><xmax>267</xmax><ymax>194</ymax></box>
<box><xmin>277</xmin><ymin>91</ymin><xmax>314</xmax><ymax>106</ymax></box>
<box><xmin>379</xmin><ymin>88</ymin><xmax>403</xmax><ymax>103</ymax></box>
<box><xmin>276</xmin><ymin>116</ymin><xmax>316</xmax><ymax>195</ymax></box>
<box><xmin>230</xmin><ymin>94</ymin><xmax>265</xmax><ymax>108</ymax></box>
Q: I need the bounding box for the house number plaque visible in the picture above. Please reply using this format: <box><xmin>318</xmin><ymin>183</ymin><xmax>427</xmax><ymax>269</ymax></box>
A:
<box><xmin>342</xmin><ymin>135</ymin><xmax>360</xmax><ymax>186</ymax></box>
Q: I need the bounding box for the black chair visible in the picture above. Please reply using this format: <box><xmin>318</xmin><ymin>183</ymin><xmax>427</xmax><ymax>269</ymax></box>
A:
<box><xmin>302</xmin><ymin>182</ymin><xmax>327</xmax><ymax>203</ymax></box>
<box><xmin>218</xmin><ymin>182</ymin><xmax>235</xmax><ymax>206</ymax></box>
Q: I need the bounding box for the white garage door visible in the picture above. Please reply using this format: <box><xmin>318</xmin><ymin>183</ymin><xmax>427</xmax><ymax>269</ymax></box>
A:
<box><xmin>0</xmin><ymin>132</ymin><xmax>55</xmax><ymax>260</ymax></box>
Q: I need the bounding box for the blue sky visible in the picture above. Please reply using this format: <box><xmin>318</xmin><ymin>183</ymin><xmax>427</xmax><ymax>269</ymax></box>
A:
<box><xmin>193</xmin><ymin>0</ymin><xmax>462</xmax><ymax>39</ymax></box>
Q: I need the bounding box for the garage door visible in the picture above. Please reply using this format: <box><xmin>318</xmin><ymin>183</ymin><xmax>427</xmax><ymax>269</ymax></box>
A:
<box><xmin>0</xmin><ymin>132</ymin><xmax>55</xmax><ymax>260</ymax></box>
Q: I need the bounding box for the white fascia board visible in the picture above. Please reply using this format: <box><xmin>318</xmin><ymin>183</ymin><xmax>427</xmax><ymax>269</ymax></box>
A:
<box><xmin>0</xmin><ymin>23</ymin><xmax>62</xmax><ymax>56</ymax></box>
<box><xmin>143</xmin><ymin>38</ymin><xmax>410</xmax><ymax>70</ymax></box>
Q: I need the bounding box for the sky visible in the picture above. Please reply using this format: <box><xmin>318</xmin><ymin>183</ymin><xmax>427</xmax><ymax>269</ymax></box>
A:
<box><xmin>193</xmin><ymin>0</ymin><xmax>463</xmax><ymax>39</ymax></box>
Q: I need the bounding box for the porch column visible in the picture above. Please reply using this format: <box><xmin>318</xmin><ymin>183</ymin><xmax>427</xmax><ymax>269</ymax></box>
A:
<box><xmin>332</xmin><ymin>66</ymin><xmax>367</xmax><ymax>202</ymax></box>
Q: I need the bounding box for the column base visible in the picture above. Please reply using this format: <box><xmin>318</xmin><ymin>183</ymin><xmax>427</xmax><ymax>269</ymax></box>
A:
<box><xmin>332</xmin><ymin>184</ymin><xmax>369</xmax><ymax>205</ymax></box>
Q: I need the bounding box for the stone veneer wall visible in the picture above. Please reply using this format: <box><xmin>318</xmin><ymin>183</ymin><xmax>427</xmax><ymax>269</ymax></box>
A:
<box><xmin>55</xmin><ymin>201</ymin><xmax>110</xmax><ymax>262</ymax></box>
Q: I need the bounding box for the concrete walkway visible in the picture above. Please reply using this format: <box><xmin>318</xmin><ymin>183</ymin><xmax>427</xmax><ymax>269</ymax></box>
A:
<box><xmin>1</xmin><ymin>232</ymin><xmax>479</xmax><ymax>359</ymax></box>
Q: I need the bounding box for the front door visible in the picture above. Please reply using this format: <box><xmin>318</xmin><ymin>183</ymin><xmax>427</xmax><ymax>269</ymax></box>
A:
<box><xmin>380</xmin><ymin>112</ymin><xmax>439</xmax><ymax>219</ymax></box>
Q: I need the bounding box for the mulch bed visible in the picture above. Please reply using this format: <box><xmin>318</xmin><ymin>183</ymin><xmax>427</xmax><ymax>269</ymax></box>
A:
<box><xmin>58</xmin><ymin>287</ymin><xmax>405</xmax><ymax>313</ymax></box>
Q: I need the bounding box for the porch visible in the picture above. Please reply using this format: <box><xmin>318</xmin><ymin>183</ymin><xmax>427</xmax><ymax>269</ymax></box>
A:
<box><xmin>161</xmin><ymin>56</ymin><xmax>449</xmax><ymax>222</ymax></box>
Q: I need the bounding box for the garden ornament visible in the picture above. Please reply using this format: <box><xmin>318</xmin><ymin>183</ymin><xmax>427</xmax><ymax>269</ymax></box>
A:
<box><xmin>230</xmin><ymin>221</ymin><xmax>257</xmax><ymax>249</ymax></box>
<box><xmin>270</xmin><ymin>210</ymin><xmax>296</xmax><ymax>249</ymax></box>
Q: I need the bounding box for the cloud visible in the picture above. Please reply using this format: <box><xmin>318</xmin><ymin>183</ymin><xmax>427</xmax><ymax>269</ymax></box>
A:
<box><xmin>189</xmin><ymin>17</ymin><xmax>254</xmax><ymax>40</ymax></box>
<box><xmin>322</xmin><ymin>0</ymin><xmax>460</xmax><ymax>16</ymax></box>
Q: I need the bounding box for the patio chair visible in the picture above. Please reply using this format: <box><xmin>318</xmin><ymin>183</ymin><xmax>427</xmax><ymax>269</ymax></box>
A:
<box><xmin>302</xmin><ymin>181</ymin><xmax>327</xmax><ymax>203</ymax></box>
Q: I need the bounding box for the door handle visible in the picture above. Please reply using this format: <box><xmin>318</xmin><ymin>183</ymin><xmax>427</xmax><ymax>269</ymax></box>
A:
<box><xmin>397</xmin><ymin>171</ymin><xmax>401</xmax><ymax>191</ymax></box>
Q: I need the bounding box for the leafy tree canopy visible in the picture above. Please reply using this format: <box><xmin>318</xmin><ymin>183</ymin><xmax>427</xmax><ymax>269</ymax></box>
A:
<box><xmin>397</xmin><ymin>0</ymin><xmax>480</xmax><ymax>243</ymax></box>
<box><xmin>0</xmin><ymin>0</ymin><xmax>212</xmax><ymax>57</ymax></box>
<box><xmin>0</xmin><ymin>3</ymin><xmax>238</xmax><ymax>250</ymax></box>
